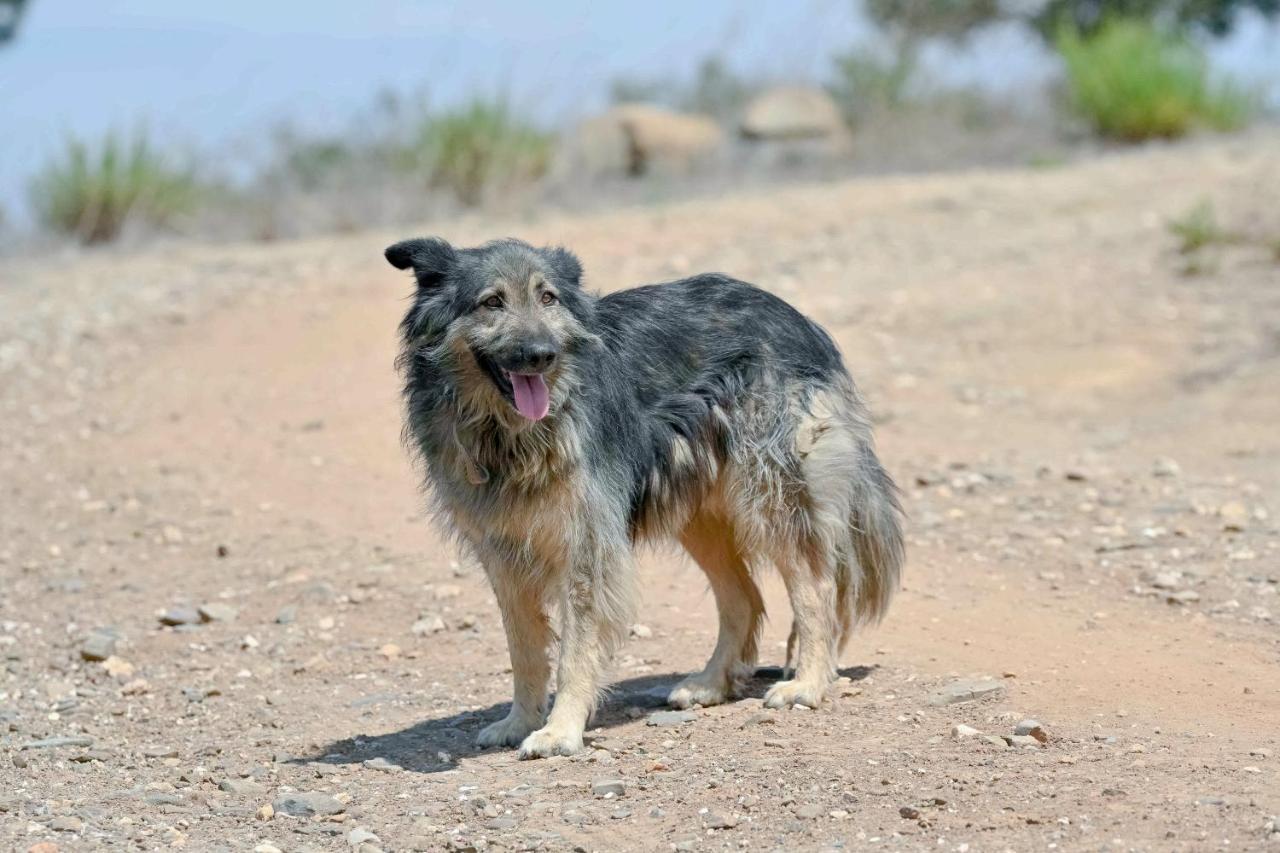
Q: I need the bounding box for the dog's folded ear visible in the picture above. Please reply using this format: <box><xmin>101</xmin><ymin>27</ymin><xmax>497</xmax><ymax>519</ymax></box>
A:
<box><xmin>542</xmin><ymin>246</ymin><xmax>583</xmax><ymax>287</ymax></box>
<box><xmin>385</xmin><ymin>237</ymin><xmax>458</xmax><ymax>287</ymax></box>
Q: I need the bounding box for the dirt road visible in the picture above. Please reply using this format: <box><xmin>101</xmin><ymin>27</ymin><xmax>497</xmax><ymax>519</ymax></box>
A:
<box><xmin>2</xmin><ymin>132</ymin><xmax>1278</xmax><ymax>852</ymax></box>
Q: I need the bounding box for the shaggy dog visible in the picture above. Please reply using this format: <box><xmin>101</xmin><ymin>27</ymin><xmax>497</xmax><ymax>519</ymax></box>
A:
<box><xmin>386</xmin><ymin>237</ymin><xmax>904</xmax><ymax>759</ymax></box>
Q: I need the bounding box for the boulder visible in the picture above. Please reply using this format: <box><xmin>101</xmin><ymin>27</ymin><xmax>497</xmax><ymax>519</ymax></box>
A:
<box><xmin>558</xmin><ymin>104</ymin><xmax>724</xmax><ymax>179</ymax></box>
<box><xmin>741</xmin><ymin>85</ymin><xmax>847</xmax><ymax>140</ymax></box>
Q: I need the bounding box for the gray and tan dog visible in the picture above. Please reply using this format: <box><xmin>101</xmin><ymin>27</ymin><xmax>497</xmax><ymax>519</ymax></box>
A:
<box><xmin>387</xmin><ymin>237</ymin><xmax>904</xmax><ymax>759</ymax></box>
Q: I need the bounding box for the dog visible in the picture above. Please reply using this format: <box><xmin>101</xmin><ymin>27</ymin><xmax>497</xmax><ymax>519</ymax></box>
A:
<box><xmin>386</xmin><ymin>236</ymin><xmax>904</xmax><ymax>759</ymax></box>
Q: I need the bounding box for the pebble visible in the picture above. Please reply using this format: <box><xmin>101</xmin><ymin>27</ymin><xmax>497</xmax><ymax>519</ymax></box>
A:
<box><xmin>485</xmin><ymin>817</ymin><xmax>518</xmax><ymax>831</ymax></box>
<box><xmin>952</xmin><ymin>724</ymin><xmax>982</xmax><ymax>739</ymax></box>
<box><xmin>629</xmin><ymin>624</ymin><xmax>653</xmax><ymax>639</ymax></box>
<box><xmin>27</xmin><ymin>844</ymin><xmax>59</xmax><ymax>853</ymax></box>
<box><xmin>50</xmin><ymin>816</ymin><xmax>83</xmax><ymax>833</ymax></box>
<box><xmin>273</xmin><ymin>792</ymin><xmax>345</xmax><ymax>817</ymax></box>
<box><xmin>378</xmin><ymin>643</ymin><xmax>401</xmax><ymax>660</ymax></box>
<box><xmin>412</xmin><ymin>614</ymin><xmax>446</xmax><ymax>636</ymax></box>
<box><xmin>1005</xmin><ymin>734</ymin><xmax>1043</xmax><ymax>748</ymax></box>
<box><xmin>253</xmin><ymin>844</ymin><xmax>282</xmax><ymax>853</ymax></box>
<box><xmin>1015</xmin><ymin>719</ymin><xmax>1049</xmax><ymax>743</ymax></box>
<box><xmin>646</xmin><ymin>710</ymin><xmax>696</xmax><ymax>727</ymax></box>
<box><xmin>899</xmin><ymin>806</ymin><xmax>921</xmax><ymax>820</ymax></box>
<box><xmin>1166</xmin><ymin>590</ymin><xmax>1201</xmax><ymax>605</ymax></box>
<box><xmin>1152</xmin><ymin>457</ymin><xmax>1181</xmax><ymax>478</ymax></box>
<box><xmin>101</xmin><ymin>656</ymin><xmax>134</xmax><ymax>678</ymax></box>
<box><xmin>433</xmin><ymin>584</ymin><xmax>461</xmax><ymax>601</ymax></box>
<box><xmin>591</xmin><ymin>778</ymin><xmax>625</xmax><ymax>797</ymax></box>
<box><xmin>794</xmin><ymin>803</ymin><xmax>823</xmax><ymax>819</ymax></box>
<box><xmin>703</xmin><ymin>812</ymin><xmax>737</xmax><ymax>829</ymax></box>
<box><xmin>927</xmin><ymin>678</ymin><xmax>1005</xmax><ymax>706</ymax></box>
<box><xmin>21</xmin><ymin>736</ymin><xmax>94</xmax><ymax>750</ymax></box>
<box><xmin>275</xmin><ymin>606</ymin><xmax>298</xmax><ymax>624</ymax></box>
<box><xmin>1148</xmin><ymin>572</ymin><xmax>1181</xmax><ymax>590</ymax></box>
<box><xmin>219</xmin><ymin>778</ymin><xmax>266</xmax><ymax>795</ymax></box>
<box><xmin>142</xmin><ymin>745</ymin><xmax>178</xmax><ymax>758</ymax></box>
<box><xmin>347</xmin><ymin>828</ymin><xmax>380</xmax><ymax>846</ymax></box>
<box><xmin>362</xmin><ymin>757</ymin><xmax>402</xmax><ymax>773</ymax></box>
<box><xmin>79</xmin><ymin>628</ymin><xmax>117</xmax><ymax>661</ymax></box>
<box><xmin>159</xmin><ymin>607</ymin><xmax>200</xmax><ymax>627</ymax></box>
<box><xmin>198</xmin><ymin>603</ymin><xmax>238</xmax><ymax>623</ymax></box>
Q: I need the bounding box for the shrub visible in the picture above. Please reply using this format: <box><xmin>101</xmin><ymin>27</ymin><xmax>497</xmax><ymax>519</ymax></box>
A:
<box><xmin>1167</xmin><ymin>200</ymin><xmax>1231</xmax><ymax>254</ymax></box>
<box><xmin>29</xmin><ymin>130</ymin><xmax>199</xmax><ymax>244</ymax></box>
<box><xmin>828</xmin><ymin>47</ymin><xmax>916</xmax><ymax>123</ymax></box>
<box><xmin>406</xmin><ymin>98</ymin><xmax>551</xmax><ymax>206</ymax></box>
<box><xmin>1056</xmin><ymin>20</ymin><xmax>1253</xmax><ymax>141</ymax></box>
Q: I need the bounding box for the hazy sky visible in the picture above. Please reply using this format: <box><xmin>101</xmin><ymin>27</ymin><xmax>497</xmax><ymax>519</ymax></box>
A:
<box><xmin>1</xmin><ymin>1</ymin><xmax>1277</xmax><ymax>220</ymax></box>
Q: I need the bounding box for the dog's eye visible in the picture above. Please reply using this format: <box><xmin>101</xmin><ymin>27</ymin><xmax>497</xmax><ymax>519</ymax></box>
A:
<box><xmin>540</xmin><ymin>291</ymin><xmax>557</xmax><ymax>306</ymax></box>
<box><xmin>482</xmin><ymin>295</ymin><xmax>504</xmax><ymax>310</ymax></box>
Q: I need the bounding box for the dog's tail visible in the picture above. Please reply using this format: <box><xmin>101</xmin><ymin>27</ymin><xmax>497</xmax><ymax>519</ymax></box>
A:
<box><xmin>837</xmin><ymin>450</ymin><xmax>905</xmax><ymax>645</ymax></box>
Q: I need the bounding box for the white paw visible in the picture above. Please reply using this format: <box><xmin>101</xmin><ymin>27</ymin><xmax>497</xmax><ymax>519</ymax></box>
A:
<box><xmin>517</xmin><ymin>725</ymin><xmax>584</xmax><ymax>760</ymax></box>
<box><xmin>476</xmin><ymin>712</ymin><xmax>541</xmax><ymax>748</ymax></box>
<box><xmin>668</xmin><ymin>676</ymin><xmax>729</xmax><ymax>709</ymax></box>
<box><xmin>763</xmin><ymin>678</ymin><xmax>827</xmax><ymax>710</ymax></box>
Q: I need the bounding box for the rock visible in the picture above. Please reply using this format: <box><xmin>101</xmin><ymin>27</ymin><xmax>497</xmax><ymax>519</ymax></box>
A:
<box><xmin>272</xmin><ymin>791</ymin><xmax>345</xmax><ymax>817</ymax></box>
<box><xmin>159</xmin><ymin>606</ymin><xmax>200</xmax><ymax>627</ymax></box>
<box><xmin>362</xmin><ymin>757</ymin><xmax>402</xmax><ymax>773</ymax></box>
<box><xmin>20</xmin><ymin>736</ymin><xmax>94</xmax><ymax>750</ymax></box>
<box><xmin>629</xmin><ymin>624</ymin><xmax>652</xmax><ymax>639</ymax></box>
<box><xmin>591</xmin><ymin>778</ymin><xmax>626</xmax><ymax>797</ymax></box>
<box><xmin>703</xmin><ymin>812</ymin><xmax>737</xmax><ymax>829</ymax></box>
<box><xmin>253</xmin><ymin>845</ymin><xmax>282</xmax><ymax>853</ymax></box>
<box><xmin>794</xmin><ymin>803</ymin><xmax>824</xmax><ymax>819</ymax></box>
<box><xmin>218</xmin><ymin>778</ymin><xmax>265</xmax><ymax>795</ymax></box>
<box><xmin>101</xmin><ymin>656</ymin><xmax>134</xmax><ymax>678</ymax></box>
<box><xmin>486</xmin><ymin>817</ymin><xmax>518</xmax><ymax>831</ymax></box>
<box><xmin>256</xmin><ymin>804</ymin><xmax>274</xmax><ymax>821</ymax></box>
<box><xmin>951</xmin><ymin>724</ymin><xmax>982</xmax><ymax>739</ymax></box>
<box><xmin>1148</xmin><ymin>572</ymin><xmax>1182</xmax><ymax>590</ymax></box>
<box><xmin>1219</xmin><ymin>502</ymin><xmax>1249</xmax><ymax>529</ymax></box>
<box><xmin>142</xmin><ymin>745</ymin><xmax>178</xmax><ymax>758</ymax></box>
<box><xmin>927</xmin><ymin>678</ymin><xmax>1005</xmax><ymax>706</ymax></box>
<box><xmin>980</xmin><ymin>735</ymin><xmax>1010</xmax><ymax>748</ymax></box>
<box><xmin>1006</xmin><ymin>734</ymin><xmax>1043</xmax><ymax>748</ymax></box>
<box><xmin>50</xmin><ymin>816</ymin><xmax>83</xmax><ymax>832</ymax></box>
<box><xmin>275</xmin><ymin>605</ymin><xmax>297</xmax><ymax>625</ymax></box>
<box><xmin>412</xmin><ymin>614</ymin><xmax>446</xmax><ymax>636</ymax></box>
<box><xmin>79</xmin><ymin>628</ymin><xmax>117</xmax><ymax>661</ymax></box>
<box><xmin>646</xmin><ymin>710</ymin><xmax>697</xmax><ymax>727</ymax></box>
<box><xmin>1015</xmin><ymin>720</ymin><xmax>1049</xmax><ymax>743</ymax></box>
<box><xmin>557</xmin><ymin>104</ymin><xmax>724</xmax><ymax>179</ymax></box>
<box><xmin>347</xmin><ymin>828</ymin><xmax>381</xmax><ymax>847</ymax></box>
<box><xmin>1152</xmin><ymin>457</ymin><xmax>1181</xmax><ymax>477</ymax></box>
<box><xmin>741</xmin><ymin>86</ymin><xmax>846</xmax><ymax>140</ymax></box>
<box><xmin>197</xmin><ymin>603</ymin><xmax>238</xmax><ymax>623</ymax></box>
<box><xmin>378</xmin><ymin>643</ymin><xmax>401</xmax><ymax>660</ymax></box>
<box><xmin>27</xmin><ymin>844</ymin><xmax>59</xmax><ymax>853</ymax></box>
<box><xmin>1166</xmin><ymin>590</ymin><xmax>1201</xmax><ymax>605</ymax></box>
<box><xmin>899</xmin><ymin>805</ymin><xmax>921</xmax><ymax>820</ymax></box>
<box><xmin>433</xmin><ymin>584</ymin><xmax>462</xmax><ymax>601</ymax></box>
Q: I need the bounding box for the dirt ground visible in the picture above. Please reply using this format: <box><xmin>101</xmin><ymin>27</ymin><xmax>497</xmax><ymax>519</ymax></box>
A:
<box><xmin>2</xmin><ymin>131</ymin><xmax>1278</xmax><ymax>853</ymax></box>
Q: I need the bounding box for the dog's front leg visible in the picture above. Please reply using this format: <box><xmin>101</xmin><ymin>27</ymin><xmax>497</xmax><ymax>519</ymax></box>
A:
<box><xmin>477</xmin><ymin>566</ymin><xmax>552</xmax><ymax>748</ymax></box>
<box><xmin>518</xmin><ymin>553</ymin><xmax>634</xmax><ymax>759</ymax></box>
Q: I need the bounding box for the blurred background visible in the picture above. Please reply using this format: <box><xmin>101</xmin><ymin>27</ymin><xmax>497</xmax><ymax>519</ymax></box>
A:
<box><xmin>1</xmin><ymin>0</ymin><xmax>1277</xmax><ymax>249</ymax></box>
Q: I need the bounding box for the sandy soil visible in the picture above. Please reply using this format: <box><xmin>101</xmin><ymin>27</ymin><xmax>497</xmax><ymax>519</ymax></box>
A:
<box><xmin>1</xmin><ymin>131</ymin><xmax>1278</xmax><ymax>853</ymax></box>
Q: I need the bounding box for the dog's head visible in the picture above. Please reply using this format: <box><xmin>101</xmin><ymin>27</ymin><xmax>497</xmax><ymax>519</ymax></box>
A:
<box><xmin>387</xmin><ymin>237</ymin><xmax>596</xmax><ymax>423</ymax></box>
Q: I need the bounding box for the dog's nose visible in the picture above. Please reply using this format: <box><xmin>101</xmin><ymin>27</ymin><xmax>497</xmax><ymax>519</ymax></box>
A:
<box><xmin>524</xmin><ymin>343</ymin><xmax>557</xmax><ymax>372</ymax></box>
<box><xmin>524</xmin><ymin>343</ymin><xmax>555</xmax><ymax>371</ymax></box>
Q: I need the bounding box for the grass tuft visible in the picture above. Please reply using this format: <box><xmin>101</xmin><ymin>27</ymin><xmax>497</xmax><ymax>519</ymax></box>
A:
<box><xmin>29</xmin><ymin>130</ymin><xmax>200</xmax><ymax>244</ymax></box>
<box><xmin>1056</xmin><ymin>20</ymin><xmax>1253</xmax><ymax>142</ymax></box>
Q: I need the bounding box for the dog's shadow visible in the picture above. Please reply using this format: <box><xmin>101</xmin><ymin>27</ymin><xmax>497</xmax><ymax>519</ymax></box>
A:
<box><xmin>301</xmin><ymin>666</ymin><xmax>874</xmax><ymax>774</ymax></box>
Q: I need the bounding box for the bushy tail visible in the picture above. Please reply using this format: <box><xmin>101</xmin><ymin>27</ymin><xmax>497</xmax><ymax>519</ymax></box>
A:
<box><xmin>837</xmin><ymin>452</ymin><xmax>905</xmax><ymax>648</ymax></box>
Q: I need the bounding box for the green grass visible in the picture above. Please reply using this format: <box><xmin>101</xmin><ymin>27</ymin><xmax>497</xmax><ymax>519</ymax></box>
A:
<box><xmin>1167</xmin><ymin>200</ymin><xmax>1232</xmax><ymax>254</ymax></box>
<box><xmin>406</xmin><ymin>98</ymin><xmax>551</xmax><ymax>206</ymax></box>
<box><xmin>1056</xmin><ymin>20</ymin><xmax>1253</xmax><ymax>142</ymax></box>
<box><xmin>29</xmin><ymin>130</ymin><xmax>200</xmax><ymax>244</ymax></box>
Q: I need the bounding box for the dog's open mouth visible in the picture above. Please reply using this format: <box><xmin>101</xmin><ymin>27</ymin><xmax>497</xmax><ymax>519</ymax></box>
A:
<box><xmin>505</xmin><ymin>371</ymin><xmax>550</xmax><ymax>421</ymax></box>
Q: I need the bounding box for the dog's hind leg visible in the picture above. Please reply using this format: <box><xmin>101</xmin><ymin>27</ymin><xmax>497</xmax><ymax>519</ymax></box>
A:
<box><xmin>668</xmin><ymin>512</ymin><xmax>765</xmax><ymax>709</ymax></box>
<box><xmin>477</xmin><ymin>563</ymin><xmax>553</xmax><ymax>748</ymax></box>
<box><xmin>764</xmin><ymin>547</ymin><xmax>838</xmax><ymax>709</ymax></box>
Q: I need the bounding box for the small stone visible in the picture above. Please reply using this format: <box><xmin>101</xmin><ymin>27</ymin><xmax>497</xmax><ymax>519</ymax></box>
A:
<box><xmin>1149</xmin><ymin>572</ymin><xmax>1181</xmax><ymax>590</ymax></box>
<box><xmin>1219</xmin><ymin>502</ymin><xmax>1249</xmax><ymax>529</ymax></box>
<box><xmin>1166</xmin><ymin>590</ymin><xmax>1201</xmax><ymax>605</ymax></box>
<box><xmin>162</xmin><ymin>524</ymin><xmax>184</xmax><ymax>544</ymax></box>
<box><xmin>794</xmin><ymin>803</ymin><xmax>823</xmax><ymax>820</ymax></box>
<box><xmin>80</xmin><ymin>629</ymin><xmax>117</xmax><ymax>661</ymax></box>
<box><xmin>591</xmin><ymin>778</ymin><xmax>625</xmax><ymax>797</ymax></box>
<box><xmin>1152</xmin><ymin>457</ymin><xmax>1181</xmax><ymax>478</ymax></box>
<box><xmin>1006</xmin><ymin>734</ymin><xmax>1043</xmax><ymax>748</ymax></box>
<box><xmin>378</xmin><ymin>643</ymin><xmax>401</xmax><ymax>660</ymax></box>
<box><xmin>142</xmin><ymin>745</ymin><xmax>178</xmax><ymax>758</ymax></box>
<box><xmin>20</xmin><ymin>736</ymin><xmax>94</xmax><ymax>750</ymax></box>
<box><xmin>899</xmin><ymin>806</ymin><xmax>920</xmax><ymax>820</ymax></box>
<box><xmin>646</xmin><ymin>710</ymin><xmax>696</xmax><ymax>727</ymax></box>
<box><xmin>1015</xmin><ymin>720</ymin><xmax>1049</xmax><ymax>743</ymax></box>
<box><xmin>829</xmin><ymin>809</ymin><xmax>849</xmax><ymax>819</ymax></box>
<box><xmin>362</xmin><ymin>757</ymin><xmax>402</xmax><ymax>773</ymax></box>
<box><xmin>980</xmin><ymin>735</ymin><xmax>1009</xmax><ymax>748</ymax></box>
<box><xmin>253</xmin><ymin>845</ymin><xmax>282</xmax><ymax>853</ymax></box>
<box><xmin>197</xmin><ymin>603</ymin><xmax>238</xmax><ymax>623</ymax></box>
<box><xmin>486</xmin><ymin>817</ymin><xmax>518</xmax><ymax>831</ymax></box>
<box><xmin>50</xmin><ymin>816</ymin><xmax>83</xmax><ymax>833</ymax></box>
<box><xmin>218</xmin><ymin>778</ymin><xmax>265</xmax><ymax>795</ymax></box>
<box><xmin>27</xmin><ymin>844</ymin><xmax>59</xmax><ymax>853</ymax></box>
<box><xmin>273</xmin><ymin>791</ymin><xmax>344</xmax><ymax>817</ymax></box>
<box><xmin>433</xmin><ymin>584</ymin><xmax>462</xmax><ymax>601</ymax></box>
<box><xmin>629</xmin><ymin>624</ymin><xmax>652</xmax><ymax>639</ymax></box>
<box><xmin>275</xmin><ymin>606</ymin><xmax>297</xmax><ymax>625</ymax></box>
<box><xmin>256</xmin><ymin>804</ymin><xmax>275</xmax><ymax>821</ymax></box>
<box><xmin>159</xmin><ymin>607</ymin><xmax>200</xmax><ymax>627</ymax></box>
<box><xmin>412</xmin><ymin>614</ymin><xmax>446</xmax><ymax>636</ymax></box>
<box><xmin>347</xmin><ymin>828</ymin><xmax>381</xmax><ymax>847</ymax></box>
<box><xmin>951</xmin><ymin>724</ymin><xmax>982</xmax><ymax>739</ymax></box>
<box><xmin>703</xmin><ymin>812</ymin><xmax>737</xmax><ymax>829</ymax></box>
<box><xmin>456</xmin><ymin>615</ymin><xmax>477</xmax><ymax>630</ymax></box>
<box><xmin>101</xmin><ymin>656</ymin><xmax>135</xmax><ymax>678</ymax></box>
<box><xmin>928</xmin><ymin>678</ymin><xmax>1004</xmax><ymax>706</ymax></box>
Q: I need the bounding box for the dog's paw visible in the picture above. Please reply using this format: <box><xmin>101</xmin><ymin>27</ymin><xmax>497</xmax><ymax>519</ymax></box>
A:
<box><xmin>668</xmin><ymin>676</ymin><xmax>729</xmax><ymax>709</ymax></box>
<box><xmin>477</xmin><ymin>713</ymin><xmax>540</xmax><ymax>748</ymax></box>
<box><xmin>762</xmin><ymin>678</ymin><xmax>827</xmax><ymax>710</ymax></box>
<box><xmin>517</xmin><ymin>725</ymin><xmax>583</xmax><ymax>760</ymax></box>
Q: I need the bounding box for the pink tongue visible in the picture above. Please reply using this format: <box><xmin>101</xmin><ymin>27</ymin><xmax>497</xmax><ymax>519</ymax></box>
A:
<box><xmin>509</xmin><ymin>373</ymin><xmax>550</xmax><ymax>420</ymax></box>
